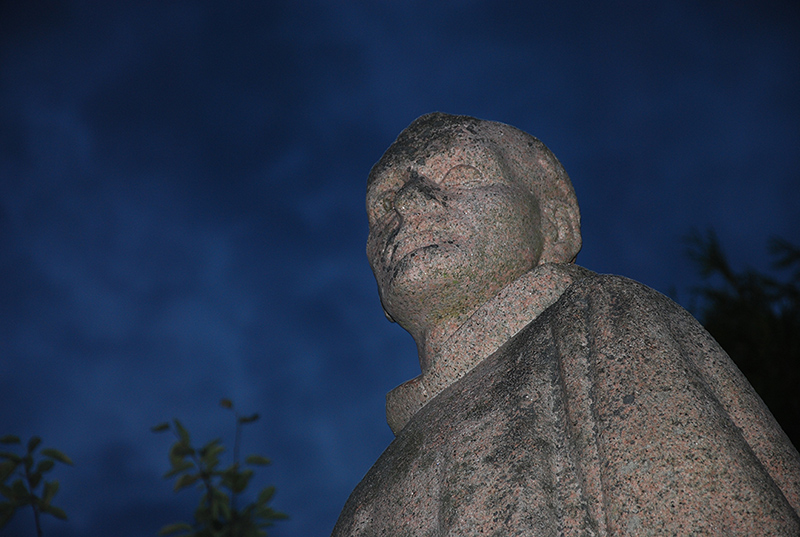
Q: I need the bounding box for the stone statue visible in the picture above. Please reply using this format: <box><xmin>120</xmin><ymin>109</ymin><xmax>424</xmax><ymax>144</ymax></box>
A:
<box><xmin>332</xmin><ymin>113</ymin><xmax>800</xmax><ymax>535</ymax></box>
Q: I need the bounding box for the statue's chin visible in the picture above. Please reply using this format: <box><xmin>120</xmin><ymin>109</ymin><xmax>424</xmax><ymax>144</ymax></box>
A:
<box><xmin>380</xmin><ymin>270</ymin><xmax>503</xmax><ymax>337</ymax></box>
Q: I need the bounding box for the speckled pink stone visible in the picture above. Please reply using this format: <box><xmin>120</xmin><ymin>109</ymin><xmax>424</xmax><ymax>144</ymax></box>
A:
<box><xmin>386</xmin><ymin>262</ymin><xmax>590</xmax><ymax>434</ymax></box>
<box><xmin>365</xmin><ymin>113</ymin><xmax>583</xmax><ymax>386</ymax></box>
<box><xmin>333</xmin><ymin>270</ymin><xmax>800</xmax><ymax>535</ymax></box>
<box><xmin>333</xmin><ymin>113</ymin><xmax>800</xmax><ymax>535</ymax></box>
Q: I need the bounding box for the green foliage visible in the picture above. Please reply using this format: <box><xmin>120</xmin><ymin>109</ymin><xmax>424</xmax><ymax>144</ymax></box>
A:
<box><xmin>687</xmin><ymin>230</ymin><xmax>800</xmax><ymax>447</ymax></box>
<box><xmin>153</xmin><ymin>400</ymin><xmax>287</xmax><ymax>537</ymax></box>
<box><xmin>0</xmin><ymin>435</ymin><xmax>72</xmax><ymax>536</ymax></box>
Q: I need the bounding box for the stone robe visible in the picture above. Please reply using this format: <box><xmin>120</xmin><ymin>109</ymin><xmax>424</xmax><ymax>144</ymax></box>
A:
<box><xmin>332</xmin><ymin>270</ymin><xmax>800</xmax><ymax>536</ymax></box>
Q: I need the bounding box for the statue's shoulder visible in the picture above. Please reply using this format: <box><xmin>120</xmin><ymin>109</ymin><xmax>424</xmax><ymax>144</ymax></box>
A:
<box><xmin>560</xmin><ymin>267</ymin><xmax>667</xmax><ymax>299</ymax></box>
<box><xmin>332</xmin><ymin>267</ymin><xmax>800</xmax><ymax>536</ymax></box>
<box><xmin>551</xmin><ymin>267</ymin><xmax>689</xmax><ymax>321</ymax></box>
<box><xmin>534</xmin><ymin>269</ymin><xmax>720</xmax><ymax>367</ymax></box>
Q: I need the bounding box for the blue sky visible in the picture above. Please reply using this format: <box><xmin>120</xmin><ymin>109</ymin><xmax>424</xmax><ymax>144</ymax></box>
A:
<box><xmin>1</xmin><ymin>1</ymin><xmax>798</xmax><ymax>535</ymax></box>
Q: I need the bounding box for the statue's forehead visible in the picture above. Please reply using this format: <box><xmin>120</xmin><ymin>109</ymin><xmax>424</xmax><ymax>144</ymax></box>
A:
<box><xmin>367</xmin><ymin>136</ymin><xmax>506</xmax><ymax>196</ymax></box>
<box><xmin>369</xmin><ymin>117</ymin><xmax>497</xmax><ymax>185</ymax></box>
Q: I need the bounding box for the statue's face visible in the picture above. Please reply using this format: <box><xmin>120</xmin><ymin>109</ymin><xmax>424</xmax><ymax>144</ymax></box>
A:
<box><xmin>366</xmin><ymin>143</ymin><xmax>544</xmax><ymax>334</ymax></box>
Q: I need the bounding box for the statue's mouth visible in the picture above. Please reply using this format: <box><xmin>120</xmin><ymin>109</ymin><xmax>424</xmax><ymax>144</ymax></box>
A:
<box><xmin>387</xmin><ymin>243</ymin><xmax>441</xmax><ymax>284</ymax></box>
<box><xmin>388</xmin><ymin>231</ymin><xmax>422</xmax><ymax>265</ymax></box>
<box><xmin>391</xmin><ymin>241</ymin><xmax>439</xmax><ymax>267</ymax></box>
<box><xmin>379</xmin><ymin>212</ymin><xmax>449</xmax><ymax>273</ymax></box>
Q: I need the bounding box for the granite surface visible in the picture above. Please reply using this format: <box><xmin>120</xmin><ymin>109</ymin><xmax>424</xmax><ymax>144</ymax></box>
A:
<box><xmin>366</xmin><ymin>113</ymin><xmax>583</xmax><ymax>386</ymax></box>
<box><xmin>334</xmin><ymin>112</ymin><xmax>800</xmax><ymax>535</ymax></box>
<box><xmin>332</xmin><ymin>271</ymin><xmax>800</xmax><ymax>535</ymax></box>
<box><xmin>386</xmin><ymin>262</ymin><xmax>592</xmax><ymax>434</ymax></box>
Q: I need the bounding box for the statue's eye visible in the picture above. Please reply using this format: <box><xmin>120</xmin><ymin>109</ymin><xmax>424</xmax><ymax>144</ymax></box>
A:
<box><xmin>368</xmin><ymin>191</ymin><xmax>395</xmax><ymax>222</ymax></box>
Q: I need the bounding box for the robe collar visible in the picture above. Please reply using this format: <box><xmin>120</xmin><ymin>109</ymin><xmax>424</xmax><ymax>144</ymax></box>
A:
<box><xmin>386</xmin><ymin>262</ymin><xmax>591</xmax><ymax>434</ymax></box>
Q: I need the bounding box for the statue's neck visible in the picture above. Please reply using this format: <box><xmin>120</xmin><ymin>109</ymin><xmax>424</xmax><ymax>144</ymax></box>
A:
<box><xmin>387</xmin><ymin>262</ymin><xmax>591</xmax><ymax>435</ymax></box>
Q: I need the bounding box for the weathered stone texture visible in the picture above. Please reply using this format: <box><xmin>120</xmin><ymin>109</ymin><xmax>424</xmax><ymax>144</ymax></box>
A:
<box><xmin>335</xmin><ymin>112</ymin><xmax>800</xmax><ymax>536</ymax></box>
<box><xmin>333</xmin><ymin>272</ymin><xmax>800</xmax><ymax>535</ymax></box>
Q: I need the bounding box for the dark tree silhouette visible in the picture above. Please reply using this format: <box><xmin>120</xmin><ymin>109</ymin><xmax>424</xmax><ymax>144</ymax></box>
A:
<box><xmin>686</xmin><ymin>230</ymin><xmax>800</xmax><ymax>448</ymax></box>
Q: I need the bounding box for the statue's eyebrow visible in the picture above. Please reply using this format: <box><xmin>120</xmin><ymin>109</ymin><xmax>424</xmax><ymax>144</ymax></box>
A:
<box><xmin>369</xmin><ymin>170</ymin><xmax>406</xmax><ymax>197</ymax></box>
<box><xmin>367</xmin><ymin>184</ymin><xmax>390</xmax><ymax>209</ymax></box>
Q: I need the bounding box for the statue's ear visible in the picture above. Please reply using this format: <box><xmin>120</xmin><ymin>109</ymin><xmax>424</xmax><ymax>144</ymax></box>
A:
<box><xmin>539</xmin><ymin>199</ymin><xmax>582</xmax><ymax>264</ymax></box>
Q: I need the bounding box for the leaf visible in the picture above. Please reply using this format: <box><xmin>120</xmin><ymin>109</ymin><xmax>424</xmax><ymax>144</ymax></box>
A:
<box><xmin>204</xmin><ymin>489</ymin><xmax>231</xmax><ymax>522</ymax></box>
<box><xmin>0</xmin><ymin>485</ymin><xmax>16</xmax><ymax>502</ymax></box>
<box><xmin>197</xmin><ymin>491</ymin><xmax>209</xmax><ymax>511</ymax></box>
<box><xmin>11</xmin><ymin>479</ymin><xmax>29</xmax><ymax>502</ymax></box>
<box><xmin>218</xmin><ymin>496</ymin><xmax>231</xmax><ymax>522</ymax></box>
<box><xmin>0</xmin><ymin>436</ymin><xmax>20</xmax><ymax>445</ymax></box>
<box><xmin>158</xmin><ymin>522</ymin><xmax>193</xmax><ymax>536</ymax></box>
<box><xmin>0</xmin><ymin>502</ymin><xmax>16</xmax><ymax>528</ymax></box>
<box><xmin>201</xmin><ymin>454</ymin><xmax>220</xmax><ymax>473</ymax></box>
<box><xmin>40</xmin><ymin>449</ymin><xmax>73</xmax><ymax>466</ymax></box>
<box><xmin>237</xmin><ymin>413</ymin><xmax>260</xmax><ymax>424</ymax></box>
<box><xmin>219</xmin><ymin>466</ymin><xmax>237</xmax><ymax>490</ymax></box>
<box><xmin>256</xmin><ymin>504</ymin><xmax>289</xmax><ymax>522</ymax></box>
<box><xmin>0</xmin><ymin>452</ymin><xmax>21</xmax><ymax>464</ymax></box>
<box><xmin>26</xmin><ymin>437</ymin><xmax>42</xmax><ymax>454</ymax></box>
<box><xmin>40</xmin><ymin>503</ymin><xmax>68</xmax><ymax>520</ymax></box>
<box><xmin>163</xmin><ymin>460</ymin><xmax>194</xmax><ymax>479</ymax></box>
<box><xmin>29</xmin><ymin>471</ymin><xmax>41</xmax><ymax>489</ymax></box>
<box><xmin>210</xmin><ymin>492</ymin><xmax>221</xmax><ymax>520</ymax></box>
<box><xmin>257</xmin><ymin>486</ymin><xmax>275</xmax><ymax>505</ymax></box>
<box><xmin>151</xmin><ymin>422</ymin><xmax>170</xmax><ymax>433</ymax></box>
<box><xmin>35</xmin><ymin>459</ymin><xmax>55</xmax><ymax>475</ymax></box>
<box><xmin>0</xmin><ymin>460</ymin><xmax>18</xmax><ymax>483</ymax></box>
<box><xmin>219</xmin><ymin>399</ymin><xmax>233</xmax><ymax>409</ymax></box>
<box><xmin>232</xmin><ymin>469</ymin><xmax>254</xmax><ymax>494</ymax></box>
<box><xmin>174</xmin><ymin>473</ymin><xmax>199</xmax><ymax>491</ymax></box>
<box><xmin>169</xmin><ymin>441</ymin><xmax>194</xmax><ymax>462</ymax></box>
<box><xmin>174</xmin><ymin>420</ymin><xmax>191</xmax><ymax>445</ymax></box>
<box><xmin>267</xmin><ymin>508</ymin><xmax>289</xmax><ymax>521</ymax></box>
<box><xmin>245</xmin><ymin>455</ymin><xmax>271</xmax><ymax>466</ymax></box>
<box><xmin>199</xmin><ymin>438</ymin><xmax>223</xmax><ymax>458</ymax></box>
<box><xmin>198</xmin><ymin>439</ymin><xmax>216</xmax><ymax>456</ymax></box>
<box><xmin>42</xmin><ymin>480</ymin><xmax>59</xmax><ymax>505</ymax></box>
<box><xmin>210</xmin><ymin>487</ymin><xmax>229</xmax><ymax>505</ymax></box>
<box><xmin>201</xmin><ymin>442</ymin><xmax>225</xmax><ymax>469</ymax></box>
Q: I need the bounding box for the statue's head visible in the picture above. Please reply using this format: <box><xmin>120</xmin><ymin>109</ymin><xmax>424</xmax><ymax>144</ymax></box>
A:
<box><xmin>366</xmin><ymin>112</ymin><xmax>581</xmax><ymax>341</ymax></box>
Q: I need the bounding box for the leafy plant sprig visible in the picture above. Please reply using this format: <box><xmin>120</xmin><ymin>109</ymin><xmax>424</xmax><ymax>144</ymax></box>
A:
<box><xmin>0</xmin><ymin>435</ymin><xmax>73</xmax><ymax>536</ymax></box>
<box><xmin>152</xmin><ymin>400</ymin><xmax>287</xmax><ymax>537</ymax></box>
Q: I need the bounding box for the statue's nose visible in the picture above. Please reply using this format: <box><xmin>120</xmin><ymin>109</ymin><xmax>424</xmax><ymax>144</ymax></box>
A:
<box><xmin>394</xmin><ymin>174</ymin><xmax>444</xmax><ymax>215</ymax></box>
